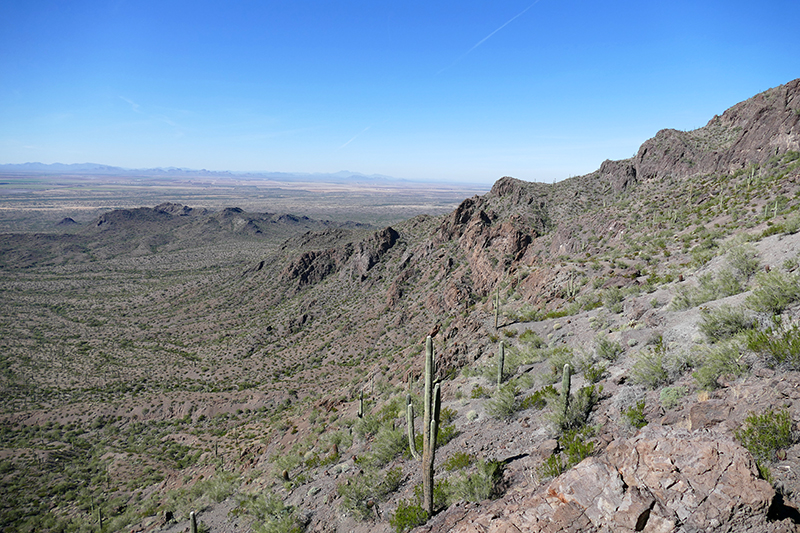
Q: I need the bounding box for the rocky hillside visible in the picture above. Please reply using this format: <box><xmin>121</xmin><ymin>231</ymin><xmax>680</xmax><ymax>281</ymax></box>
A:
<box><xmin>2</xmin><ymin>79</ymin><xmax>800</xmax><ymax>533</ymax></box>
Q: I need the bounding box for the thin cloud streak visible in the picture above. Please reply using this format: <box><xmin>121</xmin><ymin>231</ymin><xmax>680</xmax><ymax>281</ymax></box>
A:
<box><xmin>339</xmin><ymin>125</ymin><xmax>371</xmax><ymax>149</ymax></box>
<box><xmin>119</xmin><ymin>96</ymin><xmax>141</xmax><ymax>113</ymax></box>
<box><xmin>437</xmin><ymin>0</ymin><xmax>542</xmax><ymax>75</ymax></box>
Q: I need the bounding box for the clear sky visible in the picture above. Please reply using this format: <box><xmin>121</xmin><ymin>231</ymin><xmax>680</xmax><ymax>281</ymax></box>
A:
<box><xmin>1</xmin><ymin>1</ymin><xmax>798</xmax><ymax>184</ymax></box>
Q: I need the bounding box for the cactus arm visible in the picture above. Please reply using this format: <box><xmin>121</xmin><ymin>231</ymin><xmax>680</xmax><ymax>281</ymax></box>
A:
<box><xmin>407</xmin><ymin>399</ymin><xmax>421</xmax><ymax>460</ymax></box>
<box><xmin>497</xmin><ymin>342</ymin><xmax>505</xmax><ymax>387</ymax></box>
<box><xmin>561</xmin><ymin>363</ymin><xmax>572</xmax><ymax>417</ymax></box>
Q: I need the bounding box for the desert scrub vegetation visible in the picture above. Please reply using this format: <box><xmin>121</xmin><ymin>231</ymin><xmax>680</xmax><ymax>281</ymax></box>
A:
<box><xmin>735</xmin><ymin>408</ymin><xmax>796</xmax><ymax>482</ymax></box>
<box><xmin>233</xmin><ymin>492</ymin><xmax>307</xmax><ymax>533</ymax></box>
<box><xmin>746</xmin><ymin>270</ymin><xmax>800</xmax><ymax>314</ymax></box>
<box><xmin>659</xmin><ymin>386</ymin><xmax>687</xmax><ymax>410</ymax></box>
<box><xmin>630</xmin><ymin>337</ymin><xmax>690</xmax><ymax>389</ymax></box>
<box><xmin>699</xmin><ymin>305</ymin><xmax>757</xmax><ymax>343</ymax></box>
<box><xmin>693</xmin><ymin>340</ymin><xmax>749</xmax><ymax>390</ymax></box>
<box><xmin>538</xmin><ymin>426</ymin><xmax>596</xmax><ymax>479</ymax></box>
<box><xmin>745</xmin><ymin>317</ymin><xmax>800</xmax><ymax>369</ymax></box>
<box><xmin>594</xmin><ymin>333</ymin><xmax>623</xmax><ymax>361</ymax></box>
<box><xmin>671</xmin><ymin>269</ymin><xmax>743</xmax><ymax>310</ymax></box>
<box><xmin>337</xmin><ymin>466</ymin><xmax>403</xmax><ymax>520</ymax></box>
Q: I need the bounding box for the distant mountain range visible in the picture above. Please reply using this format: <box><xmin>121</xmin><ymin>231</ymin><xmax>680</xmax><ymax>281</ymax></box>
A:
<box><xmin>0</xmin><ymin>162</ymin><xmax>409</xmax><ymax>184</ymax></box>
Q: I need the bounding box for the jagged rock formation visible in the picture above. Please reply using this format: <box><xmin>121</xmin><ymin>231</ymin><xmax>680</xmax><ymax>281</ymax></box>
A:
<box><xmin>438</xmin><ymin>426</ymin><xmax>792</xmax><ymax>533</ymax></box>
<box><xmin>598</xmin><ymin>79</ymin><xmax>800</xmax><ymax>188</ymax></box>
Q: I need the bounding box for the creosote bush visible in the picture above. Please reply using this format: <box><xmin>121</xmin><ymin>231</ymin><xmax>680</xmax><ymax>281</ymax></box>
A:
<box><xmin>727</xmin><ymin>245</ymin><xmax>760</xmax><ymax>280</ymax></box>
<box><xmin>630</xmin><ymin>338</ymin><xmax>670</xmax><ymax>389</ymax></box>
<box><xmin>693</xmin><ymin>341</ymin><xmax>748</xmax><ymax>390</ymax></box>
<box><xmin>550</xmin><ymin>384</ymin><xmax>601</xmax><ymax>433</ymax></box>
<box><xmin>659</xmin><ymin>386</ymin><xmax>687</xmax><ymax>410</ymax></box>
<box><xmin>735</xmin><ymin>408</ymin><xmax>795</xmax><ymax>481</ymax></box>
<box><xmin>337</xmin><ymin>466</ymin><xmax>403</xmax><ymax>521</ymax></box>
<box><xmin>622</xmin><ymin>400</ymin><xmax>647</xmax><ymax>429</ymax></box>
<box><xmin>671</xmin><ymin>269</ymin><xmax>743</xmax><ymax>310</ymax></box>
<box><xmin>539</xmin><ymin>426</ymin><xmax>595</xmax><ymax>479</ymax></box>
<box><xmin>699</xmin><ymin>305</ymin><xmax>756</xmax><ymax>343</ymax></box>
<box><xmin>486</xmin><ymin>383</ymin><xmax>520</xmax><ymax>420</ymax></box>
<box><xmin>389</xmin><ymin>499</ymin><xmax>428</xmax><ymax>533</ymax></box>
<box><xmin>746</xmin><ymin>270</ymin><xmax>800</xmax><ymax>314</ymax></box>
<box><xmin>595</xmin><ymin>334</ymin><xmax>623</xmax><ymax>361</ymax></box>
<box><xmin>746</xmin><ymin>318</ymin><xmax>800</xmax><ymax>368</ymax></box>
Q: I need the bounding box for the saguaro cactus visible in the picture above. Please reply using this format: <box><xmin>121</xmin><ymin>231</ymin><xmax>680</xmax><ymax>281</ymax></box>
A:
<box><xmin>190</xmin><ymin>511</ymin><xmax>197</xmax><ymax>533</ymax></box>
<box><xmin>561</xmin><ymin>363</ymin><xmax>572</xmax><ymax>418</ymax></box>
<box><xmin>494</xmin><ymin>286</ymin><xmax>500</xmax><ymax>330</ymax></box>
<box><xmin>357</xmin><ymin>390</ymin><xmax>364</xmax><ymax>419</ymax></box>
<box><xmin>496</xmin><ymin>342</ymin><xmax>505</xmax><ymax>387</ymax></box>
<box><xmin>406</xmin><ymin>335</ymin><xmax>441</xmax><ymax>516</ymax></box>
<box><xmin>406</xmin><ymin>392</ymin><xmax>421</xmax><ymax>461</ymax></box>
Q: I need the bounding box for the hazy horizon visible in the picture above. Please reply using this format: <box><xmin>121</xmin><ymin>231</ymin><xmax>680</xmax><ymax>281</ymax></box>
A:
<box><xmin>2</xmin><ymin>1</ymin><xmax>798</xmax><ymax>184</ymax></box>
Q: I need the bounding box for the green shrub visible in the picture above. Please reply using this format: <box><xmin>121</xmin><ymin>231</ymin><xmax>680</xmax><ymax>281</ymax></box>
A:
<box><xmin>411</xmin><ymin>479</ymin><xmax>451</xmax><ymax>511</ymax></box>
<box><xmin>367</xmin><ymin>428</ymin><xmax>407</xmax><ymax>467</ymax></box>
<box><xmin>450</xmin><ymin>459</ymin><xmax>504</xmax><ymax>502</ymax></box>
<box><xmin>727</xmin><ymin>245</ymin><xmax>760</xmax><ymax>280</ymax></box>
<box><xmin>735</xmin><ymin>408</ymin><xmax>794</xmax><ymax>480</ymax></box>
<box><xmin>671</xmin><ymin>269</ymin><xmax>743</xmax><ymax>310</ymax></box>
<box><xmin>337</xmin><ymin>466</ymin><xmax>403</xmax><ymax>521</ymax></box>
<box><xmin>783</xmin><ymin>215</ymin><xmax>800</xmax><ymax>235</ymax></box>
<box><xmin>595</xmin><ymin>334</ymin><xmax>623</xmax><ymax>361</ymax></box>
<box><xmin>551</xmin><ymin>385</ymin><xmax>602</xmax><ymax>433</ymax></box>
<box><xmin>746</xmin><ymin>270</ymin><xmax>800</xmax><ymax>314</ymax></box>
<box><xmin>693</xmin><ymin>341</ymin><xmax>748</xmax><ymax>390</ymax></box>
<box><xmin>486</xmin><ymin>384</ymin><xmax>520</xmax><ymax>420</ymax></box>
<box><xmin>538</xmin><ymin>426</ymin><xmax>595</xmax><ymax>480</ymax></box>
<box><xmin>603</xmin><ymin>286</ymin><xmax>624</xmax><ymax>313</ymax></box>
<box><xmin>519</xmin><ymin>385</ymin><xmax>557</xmax><ymax>411</ymax></box>
<box><xmin>470</xmin><ymin>385</ymin><xmax>490</xmax><ymax>399</ymax></box>
<box><xmin>538</xmin><ymin>453</ymin><xmax>565</xmax><ymax>479</ymax></box>
<box><xmin>584</xmin><ymin>361</ymin><xmax>606</xmax><ymax>383</ymax></box>
<box><xmin>412</xmin><ymin>422</ymin><xmax>457</xmax><ymax>453</ymax></box>
<box><xmin>443</xmin><ymin>452</ymin><xmax>474</xmax><ymax>472</ymax></box>
<box><xmin>623</xmin><ymin>400</ymin><xmax>647</xmax><ymax>429</ymax></box>
<box><xmin>659</xmin><ymin>386</ymin><xmax>686</xmax><ymax>410</ymax></box>
<box><xmin>548</xmin><ymin>346</ymin><xmax>574</xmax><ymax>377</ymax></box>
<box><xmin>519</xmin><ymin>329</ymin><xmax>546</xmax><ymax>347</ymax></box>
<box><xmin>699</xmin><ymin>305</ymin><xmax>756</xmax><ymax>343</ymax></box>
<box><xmin>630</xmin><ymin>338</ymin><xmax>670</xmax><ymax>389</ymax></box>
<box><xmin>561</xmin><ymin>426</ymin><xmax>595</xmax><ymax>466</ymax></box>
<box><xmin>192</xmin><ymin>471</ymin><xmax>240</xmax><ymax>503</ymax></box>
<box><xmin>439</xmin><ymin>406</ymin><xmax>457</xmax><ymax>425</ymax></box>
<box><xmin>237</xmin><ymin>493</ymin><xmax>305</xmax><ymax>533</ymax></box>
<box><xmin>746</xmin><ymin>319</ymin><xmax>800</xmax><ymax>368</ymax></box>
<box><xmin>389</xmin><ymin>500</ymin><xmax>428</xmax><ymax>533</ymax></box>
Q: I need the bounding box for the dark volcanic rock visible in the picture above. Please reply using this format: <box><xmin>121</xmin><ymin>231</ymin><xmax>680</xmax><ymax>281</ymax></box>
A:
<box><xmin>635</xmin><ymin>79</ymin><xmax>800</xmax><ymax>183</ymax></box>
<box><xmin>56</xmin><ymin>217</ymin><xmax>78</xmax><ymax>226</ymax></box>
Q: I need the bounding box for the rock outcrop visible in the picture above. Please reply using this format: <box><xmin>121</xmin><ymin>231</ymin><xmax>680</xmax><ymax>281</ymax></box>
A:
<box><xmin>634</xmin><ymin>79</ymin><xmax>800</xmax><ymax>183</ymax></box>
<box><xmin>437</xmin><ymin>426</ymin><xmax>790</xmax><ymax>533</ymax></box>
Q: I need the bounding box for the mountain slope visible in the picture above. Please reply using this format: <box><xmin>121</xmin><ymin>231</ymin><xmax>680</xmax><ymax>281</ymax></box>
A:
<box><xmin>2</xmin><ymin>79</ymin><xmax>800</xmax><ymax>533</ymax></box>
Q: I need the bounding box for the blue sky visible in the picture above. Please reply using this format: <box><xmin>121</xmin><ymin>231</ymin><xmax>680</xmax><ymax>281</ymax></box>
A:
<box><xmin>1</xmin><ymin>1</ymin><xmax>798</xmax><ymax>184</ymax></box>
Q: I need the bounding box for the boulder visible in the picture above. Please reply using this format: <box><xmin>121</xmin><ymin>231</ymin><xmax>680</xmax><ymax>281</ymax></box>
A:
<box><xmin>439</xmin><ymin>426</ymin><xmax>783</xmax><ymax>533</ymax></box>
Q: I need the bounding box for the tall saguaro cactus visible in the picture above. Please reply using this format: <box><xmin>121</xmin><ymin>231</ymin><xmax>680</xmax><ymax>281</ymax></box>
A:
<box><xmin>497</xmin><ymin>341</ymin><xmax>505</xmax><ymax>387</ymax></box>
<box><xmin>494</xmin><ymin>285</ymin><xmax>500</xmax><ymax>330</ymax></box>
<box><xmin>406</xmin><ymin>335</ymin><xmax>441</xmax><ymax>516</ymax></box>
<box><xmin>561</xmin><ymin>363</ymin><xmax>572</xmax><ymax>418</ymax></box>
<box><xmin>422</xmin><ymin>336</ymin><xmax>441</xmax><ymax>516</ymax></box>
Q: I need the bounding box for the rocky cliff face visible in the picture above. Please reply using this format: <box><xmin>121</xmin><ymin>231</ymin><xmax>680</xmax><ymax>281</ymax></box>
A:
<box><xmin>593</xmin><ymin>79</ymin><xmax>800</xmax><ymax>190</ymax></box>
